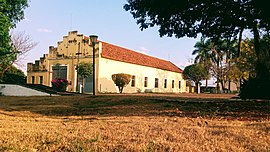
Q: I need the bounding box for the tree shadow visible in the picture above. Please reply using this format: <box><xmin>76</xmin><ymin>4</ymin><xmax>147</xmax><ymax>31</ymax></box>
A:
<box><xmin>0</xmin><ymin>94</ymin><xmax>269</xmax><ymax>121</ymax></box>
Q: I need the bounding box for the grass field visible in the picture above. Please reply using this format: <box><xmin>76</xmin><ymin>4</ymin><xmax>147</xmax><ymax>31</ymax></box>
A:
<box><xmin>0</xmin><ymin>94</ymin><xmax>269</xmax><ymax>151</ymax></box>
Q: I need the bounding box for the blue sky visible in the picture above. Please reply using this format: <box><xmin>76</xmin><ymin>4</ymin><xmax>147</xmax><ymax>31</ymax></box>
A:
<box><xmin>14</xmin><ymin>0</ymin><xmax>200</xmax><ymax>73</ymax></box>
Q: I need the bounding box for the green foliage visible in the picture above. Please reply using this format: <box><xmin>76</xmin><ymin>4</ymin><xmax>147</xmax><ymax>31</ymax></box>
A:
<box><xmin>0</xmin><ymin>0</ymin><xmax>29</xmax><ymax>27</ymax></box>
<box><xmin>77</xmin><ymin>62</ymin><xmax>93</xmax><ymax>93</ymax></box>
<box><xmin>77</xmin><ymin>62</ymin><xmax>93</xmax><ymax>79</ymax></box>
<box><xmin>112</xmin><ymin>73</ymin><xmax>132</xmax><ymax>93</ymax></box>
<box><xmin>239</xmin><ymin>35</ymin><xmax>270</xmax><ymax>99</ymax></box>
<box><xmin>0</xmin><ymin>65</ymin><xmax>25</xmax><ymax>84</ymax></box>
<box><xmin>192</xmin><ymin>37</ymin><xmax>213</xmax><ymax>65</ymax></box>
<box><xmin>183</xmin><ymin>64</ymin><xmax>208</xmax><ymax>84</ymax></box>
<box><xmin>192</xmin><ymin>37</ymin><xmax>215</xmax><ymax>88</ymax></box>
<box><xmin>183</xmin><ymin>64</ymin><xmax>208</xmax><ymax>93</ymax></box>
<box><xmin>0</xmin><ymin>0</ymin><xmax>28</xmax><ymax>77</ymax></box>
<box><xmin>258</xmin><ymin>34</ymin><xmax>270</xmax><ymax>78</ymax></box>
<box><xmin>228</xmin><ymin>39</ymin><xmax>257</xmax><ymax>82</ymax></box>
<box><xmin>192</xmin><ymin>37</ymin><xmax>243</xmax><ymax>92</ymax></box>
<box><xmin>125</xmin><ymin>0</ymin><xmax>270</xmax><ymax>98</ymax></box>
<box><xmin>124</xmin><ymin>1</ymin><xmax>269</xmax><ymax>40</ymax></box>
<box><xmin>240</xmin><ymin>77</ymin><xmax>270</xmax><ymax>99</ymax></box>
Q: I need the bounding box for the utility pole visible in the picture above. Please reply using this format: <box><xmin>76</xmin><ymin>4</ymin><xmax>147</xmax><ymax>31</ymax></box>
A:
<box><xmin>76</xmin><ymin>42</ymin><xmax>82</xmax><ymax>92</ymax></box>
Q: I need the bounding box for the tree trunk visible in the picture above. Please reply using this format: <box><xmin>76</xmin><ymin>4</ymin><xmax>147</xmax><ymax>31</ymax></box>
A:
<box><xmin>118</xmin><ymin>86</ymin><xmax>123</xmax><ymax>93</ymax></box>
<box><xmin>0</xmin><ymin>65</ymin><xmax>9</xmax><ymax>79</ymax></box>
<box><xmin>228</xmin><ymin>55</ymin><xmax>231</xmax><ymax>93</ymax></box>
<box><xmin>253</xmin><ymin>21</ymin><xmax>269</xmax><ymax>80</ymax></box>
<box><xmin>216</xmin><ymin>60</ymin><xmax>220</xmax><ymax>93</ymax></box>
<box><xmin>220</xmin><ymin>80</ymin><xmax>225</xmax><ymax>93</ymax></box>
<box><xmin>253</xmin><ymin>21</ymin><xmax>260</xmax><ymax>57</ymax></box>
<box><xmin>237</xmin><ymin>28</ymin><xmax>244</xmax><ymax>57</ymax></box>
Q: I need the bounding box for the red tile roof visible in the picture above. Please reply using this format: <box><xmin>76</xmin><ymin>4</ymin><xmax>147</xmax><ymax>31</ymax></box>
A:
<box><xmin>101</xmin><ymin>42</ymin><xmax>183</xmax><ymax>73</ymax></box>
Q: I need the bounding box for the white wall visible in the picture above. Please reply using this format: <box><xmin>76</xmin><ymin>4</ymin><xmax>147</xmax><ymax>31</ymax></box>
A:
<box><xmin>98</xmin><ymin>58</ymin><xmax>186</xmax><ymax>93</ymax></box>
<box><xmin>0</xmin><ymin>84</ymin><xmax>50</xmax><ymax>96</ymax></box>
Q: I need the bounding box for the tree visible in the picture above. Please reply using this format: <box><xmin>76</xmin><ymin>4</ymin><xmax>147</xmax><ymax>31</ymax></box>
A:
<box><xmin>0</xmin><ymin>65</ymin><xmax>25</xmax><ymax>84</ymax></box>
<box><xmin>239</xmin><ymin>36</ymin><xmax>270</xmax><ymax>99</ymax></box>
<box><xmin>77</xmin><ymin>62</ymin><xmax>93</xmax><ymax>93</ymax></box>
<box><xmin>0</xmin><ymin>1</ymin><xmax>29</xmax><ymax>78</ymax></box>
<box><xmin>183</xmin><ymin>64</ymin><xmax>208</xmax><ymax>93</ymax></box>
<box><xmin>11</xmin><ymin>31</ymin><xmax>38</xmax><ymax>64</ymax></box>
<box><xmin>193</xmin><ymin>38</ymin><xmax>229</xmax><ymax>93</ymax></box>
<box><xmin>258</xmin><ymin>34</ymin><xmax>270</xmax><ymax>78</ymax></box>
<box><xmin>124</xmin><ymin>1</ymin><xmax>269</xmax><ymax>50</ymax></box>
<box><xmin>0</xmin><ymin>31</ymin><xmax>37</xmax><ymax>79</ymax></box>
<box><xmin>192</xmin><ymin>37</ymin><xmax>213</xmax><ymax>88</ymax></box>
<box><xmin>112</xmin><ymin>73</ymin><xmax>132</xmax><ymax>93</ymax></box>
<box><xmin>234</xmin><ymin>39</ymin><xmax>257</xmax><ymax>80</ymax></box>
<box><xmin>210</xmin><ymin>39</ymin><xmax>228</xmax><ymax>93</ymax></box>
<box><xmin>124</xmin><ymin>0</ymin><xmax>270</xmax><ymax>97</ymax></box>
<box><xmin>221</xmin><ymin>38</ymin><xmax>238</xmax><ymax>92</ymax></box>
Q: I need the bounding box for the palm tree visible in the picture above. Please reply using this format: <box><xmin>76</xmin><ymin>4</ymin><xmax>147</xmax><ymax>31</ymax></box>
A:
<box><xmin>193</xmin><ymin>37</ymin><xmax>240</xmax><ymax>93</ymax></box>
<box><xmin>192</xmin><ymin>37</ymin><xmax>212</xmax><ymax>88</ymax></box>
<box><xmin>210</xmin><ymin>39</ymin><xmax>238</xmax><ymax>93</ymax></box>
<box><xmin>209</xmin><ymin>40</ymin><xmax>224</xmax><ymax>93</ymax></box>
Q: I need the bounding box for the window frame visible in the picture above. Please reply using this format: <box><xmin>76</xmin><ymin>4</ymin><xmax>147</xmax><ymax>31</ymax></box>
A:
<box><xmin>154</xmin><ymin>78</ymin><xmax>159</xmax><ymax>88</ymax></box>
<box><xmin>144</xmin><ymin>77</ymin><xmax>148</xmax><ymax>87</ymax></box>
<box><xmin>39</xmin><ymin>76</ymin><xmax>43</xmax><ymax>85</ymax></box>
<box><xmin>131</xmin><ymin>75</ymin><xmax>136</xmax><ymax>87</ymax></box>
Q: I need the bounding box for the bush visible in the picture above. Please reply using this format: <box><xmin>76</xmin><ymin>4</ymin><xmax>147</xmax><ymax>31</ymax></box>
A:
<box><xmin>0</xmin><ymin>65</ymin><xmax>26</xmax><ymax>84</ymax></box>
<box><xmin>112</xmin><ymin>73</ymin><xmax>131</xmax><ymax>93</ymax></box>
<box><xmin>239</xmin><ymin>77</ymin><xmax>270</xmax><ymax>99</ymax></box>
<box><xmin>51</xmin><ymin>78</ymin><xmax>68</xmax><ymax>92</ymax></box>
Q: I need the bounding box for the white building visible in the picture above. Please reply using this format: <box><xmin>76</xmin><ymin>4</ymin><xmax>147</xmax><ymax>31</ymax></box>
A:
<box><xmin>27</xmin><ymin>31</ymin><xmax>186</xmax><ymax>93</ymax></box>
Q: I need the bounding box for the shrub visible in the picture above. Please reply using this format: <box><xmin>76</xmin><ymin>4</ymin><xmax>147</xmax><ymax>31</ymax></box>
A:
<box><xmin>77</xmin><ymin>62</ymin><xmax>93</xmax><ymax>93</ymax></box>
<box><xmin>51</xmin><ymin>78</ymin><xmax>68</xmax><ymax>92</ymax></box>
<box><xmin>112</xmin><ymin>73</ymin><xmax>131</xmax><ymax>93</ymax></box>
<box><xmin>239</xmin><ymin>77</ymin><xmax>270</xmax><ymax>99</ymax></box>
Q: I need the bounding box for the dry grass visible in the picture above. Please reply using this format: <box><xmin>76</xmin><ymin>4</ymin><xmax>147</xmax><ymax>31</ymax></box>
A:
<box><xmin>0</xmin><ymin>94</ymin><xmax>269</xmax><ymax>152</ymax></box>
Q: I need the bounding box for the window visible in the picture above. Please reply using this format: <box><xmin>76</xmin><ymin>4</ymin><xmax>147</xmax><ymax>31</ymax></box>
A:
<box><xmin>39</xmin><ymin>76</ymin><xmax>43</xmax><ymax>85</ymax></box>
<box><xmin>164</xmin><ymin>79</ymin><xmax>167</xmax><ymax>88</ymax></box>
<box><xmin>172</xmin><ymin>80</ymin><xmax>175</xmax><ymax>88</ymax></box>
<box><xmin>144</xmin><ymin>77</ymin><xmax>148</xmax><ymax>87</ymax></box>
<box><xmin>31</xmin><ymin>76</ymin><xmax>35</xmax><ymax>84</ymax></box>
<box><xmin>131</xmin><ymin>75</ymin><xmax>135</xmax><ymax>87</ymax></box>
<box><xmin>179</xmin><ymin>81</ymin><xmax>181</xmax><ymax>89</ymax></box>
<box><xmin>52</xmin><ymin>65</ymin><xmax>67</xmax><ymax>80</ymax></box>
<box><xmin>154</xmin><ymin>78</ymin><xmax>159</xmax><ymax>88</ymax></box>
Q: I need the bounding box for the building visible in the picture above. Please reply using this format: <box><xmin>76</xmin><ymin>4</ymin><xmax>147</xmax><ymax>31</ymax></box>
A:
<box><xmin>27</xmin><ymin>31</ymin><xmax>186</xmax><ymax>93</ymax></box>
